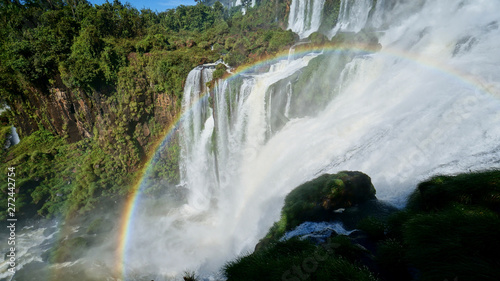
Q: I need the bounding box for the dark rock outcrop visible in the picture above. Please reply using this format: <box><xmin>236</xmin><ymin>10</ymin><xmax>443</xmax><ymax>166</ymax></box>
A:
<box><xmin>282</xmin><ymin>171</ymin><xmax>376</xmax><ymax>230</ymax></box>
<box><xmin>261</xmin><ymin>171</ymin><xmax>376</xmax><ymax>247</ymax></box>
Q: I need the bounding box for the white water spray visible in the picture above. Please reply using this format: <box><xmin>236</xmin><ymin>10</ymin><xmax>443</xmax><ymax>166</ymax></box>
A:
<box><xmin>330</xmin><ymin>0</ymin><xmax>373</xmax><ymax>36</ymax></box>
<box><xmin>288</xmin><ymin>0</ymin><xmax>326</xmax><ymax>39</ymax></box>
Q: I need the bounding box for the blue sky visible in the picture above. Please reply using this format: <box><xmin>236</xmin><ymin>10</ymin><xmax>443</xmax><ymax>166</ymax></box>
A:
<box><xmin>89</xmin><ymin>0</ymin><xmax>198</xmax><ymax>12</ymax></box>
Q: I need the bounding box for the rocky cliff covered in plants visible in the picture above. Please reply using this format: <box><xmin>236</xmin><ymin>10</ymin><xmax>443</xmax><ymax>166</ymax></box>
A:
<box><xmin>0</xmin><ymin>0</ymin><xmax>311</xmax><ymax>219</ymax></box>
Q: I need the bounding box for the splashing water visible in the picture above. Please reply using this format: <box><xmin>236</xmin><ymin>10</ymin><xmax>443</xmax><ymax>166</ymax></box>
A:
<box><xmin>331</xmin><ymin>0</ymin><xmax>373</xmax><ymax>35</ymax></box>
<box><xmin>288</xmin><ymin>0</ymin><xmax>327</xmax><ymax>39</ymax></box>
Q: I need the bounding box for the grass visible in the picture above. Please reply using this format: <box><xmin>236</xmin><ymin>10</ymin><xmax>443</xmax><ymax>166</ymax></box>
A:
<box><xmin>357</xmin><ymin>216</ymin><xmax>386</xmax><ymax>241</ymax></box>
<box><xmin>403</xmin><ymin>204</ymin><xmax>500</xmax><ymax>281</ymax></box>
<box><xmin>382</xmin><ymin>171</ymin><xmax>500</xmax><ymax>281</ymax></box>
<box><xmin>407</xmin><ymin>170</ymin><xmax>500</xmax><ymax>212</ymax></box>
<box><xmin>224</xmin><ymin>238</ymin><xmax>378</xmax><ymax>281</ymax></box>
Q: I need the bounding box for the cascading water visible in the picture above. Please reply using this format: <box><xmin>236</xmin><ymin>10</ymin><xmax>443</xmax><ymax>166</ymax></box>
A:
<box><xmin>288</xmin><ymin>0</ymin><xmax>327</xmax><ymax>39</ymax></box>
<box><xmin>234</xmin><ymin>0</ymin><xmax>256</xmax><ymax>7</ymax></box>
<box><xmin>123</xmin><ymin>1</ymin><xmax>500</xmax><ymax>278</ymax></box>
<box><xmin>0</xmin><ymin>221</ymin><xmax>59</xmax><ymax>281</ymax></box>
<box><xmin>330</xmin><ymin>0</ymin><xmax>373</xmax><ymax>36</ymax></box>
<box><xmin>10</xmin><ymin>127</ymin><xmax>19</xmax><ymax>146</ymax></box>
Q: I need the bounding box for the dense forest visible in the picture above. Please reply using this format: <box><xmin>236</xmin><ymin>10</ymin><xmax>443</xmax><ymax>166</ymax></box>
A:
<box><xmin>0</xmin><ymin>0</ymin><xmax>300</xmax><ymax>219</ymax></box>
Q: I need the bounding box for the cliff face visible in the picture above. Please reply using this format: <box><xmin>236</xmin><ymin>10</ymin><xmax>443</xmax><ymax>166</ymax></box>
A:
<box><xmin>11</xmin><ymin>83</ymin><xmax>94</xmax><ymax>143</ymax></box>
<box><xmin>10</xmin><ymin>55</ymin><xmax>180</xmax><ymax>151</ymax></box>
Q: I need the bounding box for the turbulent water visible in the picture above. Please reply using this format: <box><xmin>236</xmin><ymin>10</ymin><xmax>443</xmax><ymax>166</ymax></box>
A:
<box><xmin>122</xmin><ymin>0</ymin><xmax>500</xmax><ymax>278</ymax></box>
<box><xmin>5</xmin><ymin>0</ymin><xmax>500</xmax><ymax>280</ymax></box>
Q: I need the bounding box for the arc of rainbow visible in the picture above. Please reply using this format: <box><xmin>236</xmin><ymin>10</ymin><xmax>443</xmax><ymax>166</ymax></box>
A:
<box><xmin>115</xmin><ymin>42</ymin><xmax>498</xmax><ymax>279</ymax></box>
<box><xmin>114</xmin><ymin>104</ymin><xmax>200</xmax><ymax>279</ymax></box>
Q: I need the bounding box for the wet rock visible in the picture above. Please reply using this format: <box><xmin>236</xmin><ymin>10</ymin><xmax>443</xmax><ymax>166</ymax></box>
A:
<box><xmin>262</xmin><ymin>171</ymin><xmax>377</xmax><ymax>245</ymax></box>
<box><xmin>281</xmin><ymin>171</ymin><xmax>376</xmax><ymax>230</ymax></box>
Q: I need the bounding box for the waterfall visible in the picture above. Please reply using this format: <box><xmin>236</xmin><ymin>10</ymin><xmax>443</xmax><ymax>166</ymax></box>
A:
<box><xmin>234</xmin><ymin>0</ymin><xmax>256</xmax><ymax>7</ymax></box>
<box><xmin>288</xmin><ymin>0</ymin><xmax>327</xmax><ymax>39</ymax></box>
<box><xmin>124</xmin><ymin>0</ymin><xmax>500</xmax><ymax>278</ymax></box>
<box><xmin>179</xmin><ymin>64</ymin><xmax>217</xmax><ymax>210</ymax></box>
<box><xmin>330</xmin><ymin>0</ymin><xmax>373</xmax><ymax>36</ymax></box>
<box><xmin>10</xmin><ymin>127</ymin><xmax>19</xmax><ymax>146</ymax></box>
<box><xmin>284</xmin><ymin>81</ymin><xmax>292</xmax><ymax>118</ymax></box>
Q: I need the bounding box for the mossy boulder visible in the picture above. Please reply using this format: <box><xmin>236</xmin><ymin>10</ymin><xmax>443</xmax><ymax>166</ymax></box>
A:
<box><xmin>212</xmin><ymin>63</ymin><xmax>227</xmax><ymax>80</ymax></box>
<box><xmin>266</xmin><ymin>171</ymin><xmax>376</xmax><ymax>242</ymax></box>
<box><xmin>407</xmin><ymin>170</ymin><xmax>500</xmax><ymax>213</ymax></box>
<box><xmin>308</xmin><ymin>32</ymin><xmax>329</xmax><ymax>45</ymax></box>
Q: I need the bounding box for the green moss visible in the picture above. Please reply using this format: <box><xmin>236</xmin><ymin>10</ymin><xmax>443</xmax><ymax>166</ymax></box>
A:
<box><xmin>403</xmin><ymin>204</ymin><xmax>500</xmax><ymax>281</ymax></box>
<box><xmin>375</xmin><ymin>171</ymin><xmax>500</xmax><ymax>281</ymax></box>
<box><xmin>267</xmin><ymin>30</ymin><xmax>295</xmax><ymax>52</ymax></box>
<box><xmin>224</xmin><ymin>238</ymin><xmax>377</xmax><ymax>281</ymax></box>
<box><xmin>212</xmin><ymin>63</ymin><xmax>227</xmax><ymax>80</ymax></box>
<box><xmin>318</xmin><ymin>0</ymin><xmax>342</xmax><ymax>34</ymax></box>
<box><xmin>237</xmin><ymin>171</ymin><xmax>500</xmax><ymax>281</ymax></box>
<box><xmin>264</xmin><ymin>171</ymin><xmax>375</xmax><ymax>242</ymax></box>
<box><xmin>407</xmin><ymin>170</ymin><xmax>500</xmax><ymax>212</ymax></box>
<box><xmin>357</xmin><ymin>216</ymin><xmax>386</xmax><ymax>240</ymax></box>
<box><xmin>0</xmin><ymin>125</ymin><xmax>10</xmax><ymax>141</ymax></box>
<box><xmin>290</xmin><ymin>52</ymin><xmax>352</xmax><ymax>118</ymax></box>
<box><xmin>376</xmin><ymin>238</ymin><xmax>410</xmax><ymax>280</ymax></box>
<box><xmin>308</xmin><ymin>32</ymin><xmax>329</xmax><ymax>45</ymax></box>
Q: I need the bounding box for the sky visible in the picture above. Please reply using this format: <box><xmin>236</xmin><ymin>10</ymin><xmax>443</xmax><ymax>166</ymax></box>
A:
<box><xmin>89</xmin><ymin>0</ymin><xmax>198</xmax><ymax>12</ymax></box>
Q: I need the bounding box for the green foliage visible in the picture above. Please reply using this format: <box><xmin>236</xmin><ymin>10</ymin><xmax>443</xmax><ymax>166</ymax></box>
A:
<box><xmin>212</xmin><ymin>62</ymin><xmax>227</xmax><ymax>80</ymax></box>
<box><xmin>224</xmin><ymin>238</ymin><xmax>377</xmax><ymax>281</ymax></box>
<box><xmin>64</xmin><ymin>25</ymin><xmax>104</xmax><ymax>87</ymax></box>
<box><xmin>377</xmin><ymin>171</ymin><xmax>500</xmax><ymax>281</ymax></box>
<box><xmin>357</xmin><ymin>217</ymin><xmax>386</xmax><ymax>240</ymax></box>
<box><xmin>403</xmin><ymin>204</ymin><xmax>500</xmax><ymax>281</ymax></box>
<box><xmin>290</xmin><ymin>51</ymin><xmax>355</xmax><ymax>118</ymax></box>
<box><xmin>308</xmin><ymin>32</ymin><xmax>328</xmax><ymax>45</ymax></box>
<box><xmin>376</xmin><ymin>238</ymin><xmax>410</xmax><ymax>280</ymax></box>
<box><xmin>0</xmin><ymin>125</ymin><xmax>11</xmax><ymax>141</ymax></box>
<box><xmin>318</xmin><ymin>0</ymin><xmax>342</xmax><ymax>34</ymax></box>
<box><xmin>327</xmin><ymin>235</ymin><xmax>369</xmax><ymax>263</ymax></box>
<box><xmin>407</xmin><ymin>170</ymin><xmax>500</xmax><ymax>212</ymax></box>
<box><xmin>268</xmin><ymin>29</ymin><xmax>295</xmax><ymax>52</ymax></box>
<box><xmin>0</xmin><ymin>129</ymin><xmax>66</xmax><ymax>219</ymax></box>
<box><xmin>144</xmin><ymin>133</ymin><xmax>182</xmax><ymax>193</ymax></box>
<box><xmin>276</xmin><ymin>172</ymin><xmax>375</xmax><ymax>235</ymax></box>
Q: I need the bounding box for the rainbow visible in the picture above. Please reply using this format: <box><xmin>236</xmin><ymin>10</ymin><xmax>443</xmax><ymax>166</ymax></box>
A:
<box><xmin>114</xmin><ymin>42</ymin><xmax>498</xmax><ymax>279</ymax></box>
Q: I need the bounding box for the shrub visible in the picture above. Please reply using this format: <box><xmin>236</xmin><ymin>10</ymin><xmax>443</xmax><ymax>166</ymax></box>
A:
<box><xmin>357</xmin><ymin>217</ymin><xmax>386</xmax><ymax>240</ymax></box>
<box><xmin>403</xmin><ymin>204</ymin><xmax>500</xmax><ymax>281</ymax></box>
<box><xmin>407</xmin><ymin>171</ymin><xmax>500</xmax><ymax>213</ymax></box>
<box><xmin>224</xmin><ymin>238</ymin><xmax>377</xmax><ymax>281</ymax></box>
<box><xmin>376</xmin><ymin>238</ymin><xmax>411</xmax><ymax>280</ymax></box>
